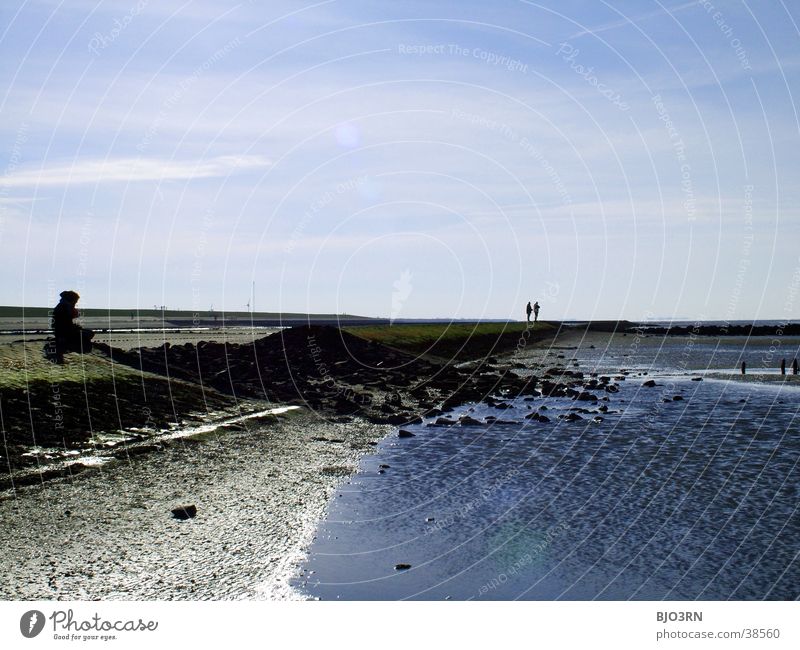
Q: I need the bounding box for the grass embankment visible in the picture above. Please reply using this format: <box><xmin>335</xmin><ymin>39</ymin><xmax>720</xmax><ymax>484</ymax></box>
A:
<box><xmin>0</xmin><ymin>342</ymin><xmax>240</xmax><ymax>477</ymax></box>
<box><xmin>344</xmin><ymin>321</ymin><xmax>558</xmax><ymax>361</ymax></box>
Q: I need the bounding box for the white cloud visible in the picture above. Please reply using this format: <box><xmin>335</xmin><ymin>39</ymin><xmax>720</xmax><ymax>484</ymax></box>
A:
<box><xmin>569</xmin><ymin>1</ymin><xmax>699</xmax><ymax>39</ymax></box>
<box><xmin>3</xmin><ymin>154</ymin><xmax>271</xmax><ymax>187</ymax></box>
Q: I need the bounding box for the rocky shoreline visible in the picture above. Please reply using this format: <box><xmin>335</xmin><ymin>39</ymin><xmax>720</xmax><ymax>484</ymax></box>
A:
<box><xmin>0</xmin><ymin>324</ymin><xmax>557</xmax><ymax>487</ymax></box>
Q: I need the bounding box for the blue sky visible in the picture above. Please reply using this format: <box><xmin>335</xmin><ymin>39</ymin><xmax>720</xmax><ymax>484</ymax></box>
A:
<box><xmin>1</xmin><ymin>0</ymin><xmax>798</xmax><ymax>320</ymax></box>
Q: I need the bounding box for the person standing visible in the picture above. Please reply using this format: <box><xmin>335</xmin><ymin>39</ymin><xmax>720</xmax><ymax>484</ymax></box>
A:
<box><xmin>526</xmin><ymin>301</ymin><xmax>533</xmax><ymax>323</ymax></box>
<box><xmin>533</xmin><ymin>301</ymin><xmax>540</xmax><ymax>323</ymax></box>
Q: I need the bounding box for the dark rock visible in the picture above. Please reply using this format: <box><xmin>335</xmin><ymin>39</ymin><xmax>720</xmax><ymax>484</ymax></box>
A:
<box><xmin>575</xmin><ymin>391</ymin><xmax>598</xmax><ymax>402</ymax></box>
<box><xmin>672</xmin><ymin>395</ymin><xmax>684</xmax><ymax>401</ymax></box>
<box><xmin>171</xmin><ymin>504</ymin><xmax>197</xmax><ymax>520</ymax></box>
<box><xmin>398</xmin><ymin>429</ymin><xmax>416</xmax><ymax>438</ymax></box>
<box><xmin>642</xmin><ymin>380</ymin><xmax>657</xmax><ymax>387</ymax></box>
<box><xmin>691</xmin><ymin>377</ymin><xmax>703</xmax><ymax>382</ymax></box>
<box><xmin>395</xmin><ymin>563</ymin><xmax>412</xmax><ymax>571</ymax></box>
<box><xmin>459</xmin><ymin>416</ymin><xmax>482</xmax><ymax>426</ymax></box>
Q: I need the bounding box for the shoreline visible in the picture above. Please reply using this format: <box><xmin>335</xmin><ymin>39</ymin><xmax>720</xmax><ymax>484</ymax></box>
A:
<box><xmin>2</xmin><ymin>324</ymin><xmax>797</xmax><ymax>599</ymax></box>
<box><xmin>1</xmin><ymin>323</ymin><xmax>558</xmax><ymax>483</ymax></box>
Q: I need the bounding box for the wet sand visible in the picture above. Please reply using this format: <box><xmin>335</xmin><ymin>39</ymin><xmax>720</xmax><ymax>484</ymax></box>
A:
<box><xmin>0</xmin><ymin>408</ymin><xmax>389</xmax><ymax>600</ymax></box>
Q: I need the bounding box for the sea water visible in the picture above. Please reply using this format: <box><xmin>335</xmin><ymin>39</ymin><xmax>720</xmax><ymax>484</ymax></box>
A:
<box><xmin>297</xmin><ymin>334</ymin><xmax>800</xmax><ymax>600</ymax></box>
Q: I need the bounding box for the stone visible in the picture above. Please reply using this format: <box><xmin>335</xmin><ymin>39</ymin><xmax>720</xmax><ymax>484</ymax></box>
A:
<box><xmin>398</xmin><ymin>429</ymin><xmax>416</xmax><ymax>438</ymax></box>
<box><xmin>642</xmin><ymin>380</ymin><xmax>657</xmax><ymax>388</ymax></box>
<box><xmin>395</xmin><ymin>563</ymin><xmax>412</xmax><ymax>571</ymax></box>
<box><xmin>171</xmin><ymin>504</ymin><xmax>197</xmax><ymax>520</ymax></box>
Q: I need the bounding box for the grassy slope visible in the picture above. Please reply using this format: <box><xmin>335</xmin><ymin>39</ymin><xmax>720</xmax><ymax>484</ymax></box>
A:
<box><xmin>344</xmin><ymin>321</ymin><xmax>557</xmax><ymax>361</ymax></box>
<box><xmin>0</xmin><ymin>343</ymin><xmax>239</xmax><ymax>474</ymax></box>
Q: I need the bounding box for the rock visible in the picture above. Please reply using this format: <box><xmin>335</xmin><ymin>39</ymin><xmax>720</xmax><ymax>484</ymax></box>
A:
<box><xmin>672</xmin><ymin>395</ymin><xmax>684</xmax><ymax>401</ymax></box>
<box><xmin>691</xmin><ymin>377</ymin><xmax>703</xmax><ymax>381</ymax></box>
<box><xmin>171</xmin><ymin>504</ymin><xmax>197</xmax><ymax>520</ymax></box>
<box><xmin>642</xmin><ymin>380</ymin><xmax>657</xmax><ymax>387</ymax></box>
<box><xmin>592</xmin><ymin>416</ymin><xmax>604</xmax><ymax>423</ymax></box>
<box><xmin>433</xmin><ymin>417</ymin><xmax>457</xmax><ymax>426</ymax></box>
<box><xmin>379</xmin><ymin>464</ymin><xmax>390</xmax><ymax>469</ymax></box>
<box><xmin>459</xmin><ymin>416</ymin><xmax>482</xmax><ymax>426</ymax></box>
<box><xmin>575</xmin><ymin>391</ymin><xmax>598</xmax><ymax>402</ymax></box>
<box><xmin>398</xmin><ymin>429</ymin><xmax>416</xmax><ymax>438</ymax></box>
<box><xmin>561</xmin><ymin>413</ymin><xmax>583</xmax><ymax>421</ymax></box>
<box><xmin>395</xmin><ymin>563</ymin><xmax>412</xmax><ymax>571</ymax></box>
<box><xmin>426</xmin><ymin>517</ymin><xmax>435</xmax><ymax>523</ymax></box>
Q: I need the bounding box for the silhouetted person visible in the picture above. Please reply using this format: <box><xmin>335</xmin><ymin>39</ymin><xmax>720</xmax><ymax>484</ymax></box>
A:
<box><xmin>533</xmin><ymin>301</ymin><xmax>540</xmax><ymax>323</ymax></box>
<box><xmin>794</xmin><ymin>359</ymin><xmax>799</xmax><ymax>375</ymax></box>
<box><xmin>51</xmin><ymin>290</ymin><xmax>94</xmax><ymax>364</ymax></box>
<box><xmin>781</xmin><ymin>359</ymin><xmax>786</xmax><ymax>375</ymax></box>
<box><xmin>526</xmin><ymin>301</ymin><xmax>532</xmax><ymax>323</ymax></box>
<box><xmin>741</xmin><ymin>361</ymin><xmax>746</xmax><ymax>375</ymax></box>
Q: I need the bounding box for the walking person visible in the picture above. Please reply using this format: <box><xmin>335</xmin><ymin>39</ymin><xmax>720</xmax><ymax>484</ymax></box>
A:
<box><xmin>526</xmin><ymin>301</ymin><xmax>533</xmax><ymax>324</ymax></box>
<box><xmin>533</xmin><ymin>301</ymin><xmax>540</xmax><ymax>323</ymax></box>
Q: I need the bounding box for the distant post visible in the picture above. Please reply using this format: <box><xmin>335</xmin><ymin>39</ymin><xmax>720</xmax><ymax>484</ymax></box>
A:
<box><xmin>793</xmin><ymin>359</ymin><xmax>799</xmax><ymax>375</ymax></box>
<box><xmin>741</xmin><ymin>361</ymin><xmax>746</xmax><ymax>375</ymax></box>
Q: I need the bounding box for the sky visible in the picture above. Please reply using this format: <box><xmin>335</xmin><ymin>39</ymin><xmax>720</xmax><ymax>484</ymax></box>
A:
<box><xmin>1</xmin><ymin>0</ymin><xmax>799</xmax><ymax>321</ymax></box>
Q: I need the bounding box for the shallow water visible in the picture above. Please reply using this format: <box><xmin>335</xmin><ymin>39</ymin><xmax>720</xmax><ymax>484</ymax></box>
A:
<box><xmin>298</xmin><ymin>335</ymin><xmax>800</xmax><ymax>600</ymax></box>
